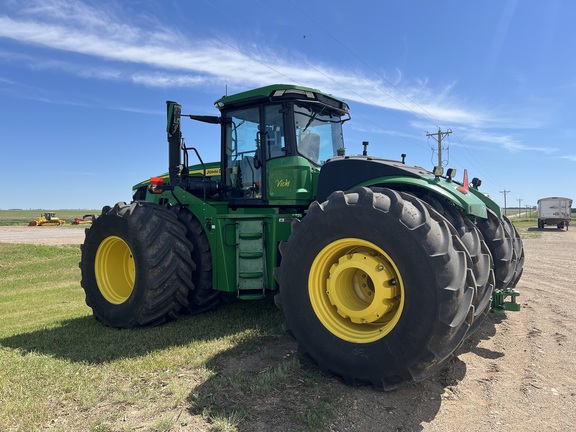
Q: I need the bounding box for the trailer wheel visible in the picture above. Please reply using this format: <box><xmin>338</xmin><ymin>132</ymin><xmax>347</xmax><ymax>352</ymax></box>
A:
<box><xmin>80</xmin><ymin>202</ymin><xmax>192</xmax><ymax>328</ymax></box>
<box><xmin>476</xmin><ymin>209</ymin><xmax>516</xmax><ymax>289</ymax></box>
<box><xmin>276</xmin><ymin>187</ymin><xmax>474</xmax><ymax>389</ymax></box>
<box><xmin>171</xmin><ymin>206</ymin><xmax>221</xmax><ymax>314</ymax></box>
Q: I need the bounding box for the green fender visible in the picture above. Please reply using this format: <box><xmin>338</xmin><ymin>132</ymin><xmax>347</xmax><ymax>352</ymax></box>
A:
<box><xmin>355</xmin><ymin>175</ymin><xmax>501</xmax><ymax>220</ymax></box>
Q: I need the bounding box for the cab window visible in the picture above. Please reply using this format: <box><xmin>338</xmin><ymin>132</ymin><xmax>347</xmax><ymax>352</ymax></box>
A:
<box><xmin>225</xmin><ymin>107</ymin><xmax>261</xmax><ymax>198</ymax></box>
<box><xmin>264</xmin><ymin>104</ymin><xmax>286</xmax><ymax>160</ymax></box>
<box><xmin>294</xmin><ymin>104</ymin><xmax>345</xmax><ymax>165</ymax></box>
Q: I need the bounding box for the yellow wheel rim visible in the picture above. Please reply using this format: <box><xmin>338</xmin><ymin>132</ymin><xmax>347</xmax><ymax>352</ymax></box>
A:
<box><xmin>309</xmin><ymin>238</ymin><xmax>404</xmax><ymax>343</ymax></box>
<box><xmin>95</xmin><ymin>236</ymin><xmax>136</xmax><ymax>304</ymax></box>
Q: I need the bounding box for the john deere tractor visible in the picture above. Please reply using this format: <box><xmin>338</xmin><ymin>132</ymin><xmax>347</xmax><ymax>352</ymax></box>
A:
<box><xmin>80</xmin><ymin>84</ymin><xmax>524</xmax><ymax>389</ymax></box>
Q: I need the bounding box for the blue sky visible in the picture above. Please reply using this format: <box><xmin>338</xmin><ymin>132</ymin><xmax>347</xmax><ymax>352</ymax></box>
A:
<box><xmin>1</xmin><ymin>0</ymin><xmax>574</xmax><ymax>210</ymax></box>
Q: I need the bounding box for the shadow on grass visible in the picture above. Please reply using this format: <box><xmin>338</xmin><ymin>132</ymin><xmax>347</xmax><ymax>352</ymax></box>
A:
<box><xmin>0</xmin><ymin>297</ymin><xmax>284</xmax><ymax>364</ymax></box>
<box><xmin>1</xmin><ymin>292</ymin><xmax>511</xmax><ymax>432</ymax></box>
<box><xmin>187</xmin><ymin>332</ymin><xmax>465</xmax><ymax>432</ymax></box>
<box><xmin>185</xmin><ymin>314</ymin><xmax>510</xmax><ymax>432</ymax></box>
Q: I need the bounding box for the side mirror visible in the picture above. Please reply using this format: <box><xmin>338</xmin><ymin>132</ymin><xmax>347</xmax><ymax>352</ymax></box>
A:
<box><xmin>166</xmin><ymin>101</ymin><xmax>182</xmax><ymax>135</ymax></box>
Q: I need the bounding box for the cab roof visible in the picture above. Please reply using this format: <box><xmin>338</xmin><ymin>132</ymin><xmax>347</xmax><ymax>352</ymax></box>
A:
<box><xmin>214</xmin><ymin>84</ymin><xmax>349</xmax><ymax>113</ymax></box>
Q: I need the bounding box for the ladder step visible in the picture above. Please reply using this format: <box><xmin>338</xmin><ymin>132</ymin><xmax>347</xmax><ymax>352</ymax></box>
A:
<box><xmin>236</xmin><ymin>220</ymin><xmax>266</xmax><ymax>298</ymax></box>
<box><xmin>239</xmin><ymin>232</ymin><xmax>262</xmax><ymax>240</ymax></box>
<box><xmin>239</xmin><ymin>251</ymin><xmax>263</xmax><ymax>259</ymax></box>
<box><xmin>237</xmin><ymin>292</ymin><xmax>266</xmax><ymax>300</ymax></box>
<box><xmin>239</xmin><ymin>272</ymin><xmax>264</xmax><ymax>279</ymax></box>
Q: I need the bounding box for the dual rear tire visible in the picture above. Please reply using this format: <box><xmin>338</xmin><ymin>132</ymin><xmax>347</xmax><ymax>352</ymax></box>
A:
<box><xmin>276</xmin><ymin>187</ymin><xmax>524</xmax><ymax>389</ymax></box>
<box><xmin>276</xmin><ymin>188</ymin><xmax>476</xmax><ymax>389</ymax></box>
<box><xmin>80</xmin><ymin>202</ymin><xmax>208</xmax><ymax>328</ymax></box>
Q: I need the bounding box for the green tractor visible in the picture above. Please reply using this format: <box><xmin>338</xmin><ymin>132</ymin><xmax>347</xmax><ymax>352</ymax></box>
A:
<box><xmin>80</xmin><ymin>84</ymin><xmax>524</xmax><ymax>389</ymax></box>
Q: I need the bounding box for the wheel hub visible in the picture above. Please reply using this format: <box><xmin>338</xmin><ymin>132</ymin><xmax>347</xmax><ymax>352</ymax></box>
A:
<box><xmin>95</xmin><ymin>236</ymin><xmax>136</xmax><ymax>304</ymax></box>
<box><xmin>309</xmin><ymin>238</ymin><xmax>404</xmax><ymax>343</ymax></box>
<box><xmin>327</xmin><ymin>252</ymin><xmax>400</xmax><ymax>324</ymax></box>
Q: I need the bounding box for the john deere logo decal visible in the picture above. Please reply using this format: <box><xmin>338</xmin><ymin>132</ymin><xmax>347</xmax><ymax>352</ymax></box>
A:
<box><xmin>188</xmin><ymin>167</ymin><xmax>221</xmax><ymax>176</ymax></box>
<box><xmin>276</xmin><ymin>179</ymin><xmax>291</xmax><ymax>188</ymax></box>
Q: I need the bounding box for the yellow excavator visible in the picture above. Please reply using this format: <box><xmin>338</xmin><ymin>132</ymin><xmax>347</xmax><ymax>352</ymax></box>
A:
<box><xmin>28</xmin><ymin>212</ymin><xmax>66</xmax><ymax>226</ymax></box>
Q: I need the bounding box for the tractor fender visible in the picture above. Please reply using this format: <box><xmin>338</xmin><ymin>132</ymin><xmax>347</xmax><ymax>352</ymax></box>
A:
<box><xmin>317</xmin><ymin>156</ymin><xmax>492</xmax><ymax>219</ymax></box>
<box><xmin>356</xmin><ymin>176</ymin><xmax>489</xmax><ymax>219</ymax></box>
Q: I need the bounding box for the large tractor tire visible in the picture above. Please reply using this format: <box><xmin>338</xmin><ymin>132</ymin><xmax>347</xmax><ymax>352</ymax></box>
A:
<box><xmin>417</xmin><ymin>194</ymin><xmax>495</xmax><ymax>334</ymax></box>
<box><xmin>476</xmin><ymin>209</ymin><xmax>520</xmax><ymax>289</ymax></box>
<box><xmin>275</xmin><ymin>187</ymin><xmax>475</xmax><ymax>389</ymax></box>
<box><xmin>170</xmin><ymin>206</ymin><xmax>221</xmax><ymax>314</ymax></box>
<box><xmin>80</xmin><ymin>202</ymin><xmax>193</xmax><ymax>328</ymax></box>
<box><xmin>502</xmin><ymin>215</ymin><xmax>525</xmax><ymax>287</ymax></box>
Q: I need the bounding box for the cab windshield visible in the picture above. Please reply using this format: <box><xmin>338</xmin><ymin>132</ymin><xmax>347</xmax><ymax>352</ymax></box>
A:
<box><xmin>294</xmin><ymin>104</ymin><xmax>345</xmax><ymax>166</ymax></box>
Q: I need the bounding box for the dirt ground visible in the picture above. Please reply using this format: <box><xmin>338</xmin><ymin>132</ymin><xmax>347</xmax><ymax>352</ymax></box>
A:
<box><xmin>0</xmin><ymin>226</ymin><xmax>87</xmax><ymax>245</ymax></box>
<box><xmin>1</xmin><ymin>225</ymin><xmax>574</xmax><ymax>431</ymax></box>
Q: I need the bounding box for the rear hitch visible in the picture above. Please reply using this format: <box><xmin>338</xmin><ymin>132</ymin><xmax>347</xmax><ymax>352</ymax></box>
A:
<box><xmin>490</xmin><ymin>287</ymin><xmax>521</xmax><ymax>313</ymax></box>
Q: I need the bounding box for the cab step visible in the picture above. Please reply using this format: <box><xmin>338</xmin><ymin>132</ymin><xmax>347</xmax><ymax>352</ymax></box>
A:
<box><xmin>236</xmin><ymin>220</ymin><xmax>267</xmax><ymax>300</ymax></box>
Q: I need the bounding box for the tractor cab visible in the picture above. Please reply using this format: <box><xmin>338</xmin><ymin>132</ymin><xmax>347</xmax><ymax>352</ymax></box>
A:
<box><xmin>163</xmin><ymin>85</ymin><xmax>349</xmax><ymax>208</ymax></box>
<box><xmin>216</xmin><ymin>86</ymin><xmax>349</xmax><ymax>206</ymax></box>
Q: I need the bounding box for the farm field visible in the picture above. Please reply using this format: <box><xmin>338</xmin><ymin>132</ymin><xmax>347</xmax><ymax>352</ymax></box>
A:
<box><xmin>0</xmin><ymin>222</ymin><xmax>574</xmax><ymax>431</ymax></box>
<box><xmin>0</xmin><ymin>209</ymin><xmax>100</xmax><ymax>227</ymax></box>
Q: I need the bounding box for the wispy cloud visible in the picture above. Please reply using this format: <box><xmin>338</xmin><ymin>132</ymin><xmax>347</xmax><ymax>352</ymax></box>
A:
<box><xmin>0</xmin><ymin>0</ymin><xmax>497</xmax><ymax>126</ymax></box>
<box><xmin>465</xmin><ymin>130</ymin><xmax>556</xmax><ymax>154</ymax></box>
<box><xmin>0</xmin><ymin>0</ymin><xmax>555</xmax><ymax>150</ymax></box>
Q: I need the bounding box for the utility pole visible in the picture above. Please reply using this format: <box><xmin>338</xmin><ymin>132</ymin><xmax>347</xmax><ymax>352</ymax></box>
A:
<box><xmin>500</xmin><ymin>190</ymin><xmax>510</xmax><ymax>214</ymax></box>
<box><xmin>517</xmin><ymin>198</ymin><xmax>523</xmax><ymax>216</ymax></box>
<box><xmin>426</xmin><ymin>128</ymin><xmax>452</xmax><ymax>175</ymax></box>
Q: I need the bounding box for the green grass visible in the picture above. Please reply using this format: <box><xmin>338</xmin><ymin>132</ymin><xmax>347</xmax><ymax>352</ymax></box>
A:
<box><xmin>0</xmin><ymin>244</ymin><xmax>86</xmax><ymax>333</ymax></box>
<box><xmin>0</xmin><ymin>209</ymin><xmax>100</xmax><ymax>226</ymax></box>
<box><xmin>0</xmin><ymin>243</ymin><xmax>337</xmax><ymax>432</ymax></box>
